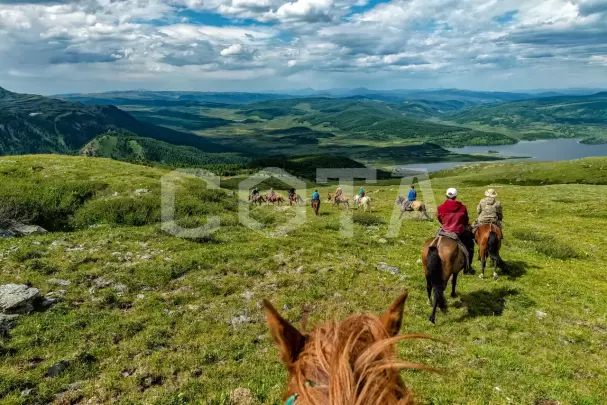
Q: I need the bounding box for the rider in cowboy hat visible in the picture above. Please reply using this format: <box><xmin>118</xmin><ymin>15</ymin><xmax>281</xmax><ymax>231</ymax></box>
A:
<box><xmin>474</xmin><ymin>188</ymin><xmax>503</xmax><ymax>232</ymax></box>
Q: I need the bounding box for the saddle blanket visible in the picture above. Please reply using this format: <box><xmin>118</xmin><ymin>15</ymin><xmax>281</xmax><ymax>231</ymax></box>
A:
<box><xmin>434</xmin><ymin>229</ymin><xmax>470</xmax><ymax>271</ymax></box>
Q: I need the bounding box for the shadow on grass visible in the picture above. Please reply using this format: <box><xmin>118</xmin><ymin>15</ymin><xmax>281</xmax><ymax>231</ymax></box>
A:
<box><xmin>499</xmin><ymin>260</ymin><xmax>541</xmax><ymax>280</ymax></box>
<box><xmin>457</xmin><ymin>287</ymin><xmax>519</xmax><ymax>320</ymax></box>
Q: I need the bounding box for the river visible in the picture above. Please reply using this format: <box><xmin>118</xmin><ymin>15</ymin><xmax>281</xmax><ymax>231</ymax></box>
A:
<box><xmin>398</xmin><ymin>139</ymin><xmax>607</xmax><ymax>173</ymax></box>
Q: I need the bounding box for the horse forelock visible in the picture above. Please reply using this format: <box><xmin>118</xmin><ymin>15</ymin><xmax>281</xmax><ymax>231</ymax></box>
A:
<box><xmin>289</xmin><ymin>314</ymin><xmax>416</xmax><ymax>405</ymax></box>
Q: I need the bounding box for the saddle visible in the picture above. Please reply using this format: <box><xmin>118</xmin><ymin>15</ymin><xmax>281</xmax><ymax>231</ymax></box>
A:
<box><xmin>433</xmin><ymin>229</ymin><xmax>470</xmax><ymax>271</ymax></box>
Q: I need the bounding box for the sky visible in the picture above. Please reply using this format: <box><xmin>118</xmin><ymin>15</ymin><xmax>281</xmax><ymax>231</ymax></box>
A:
<box><xmin>0</xmin><ymin>0</ymin><xmax>606</xmax><ymax>94</ymax></box>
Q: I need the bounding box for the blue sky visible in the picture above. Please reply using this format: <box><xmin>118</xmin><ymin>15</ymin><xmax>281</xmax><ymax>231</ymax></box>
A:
<box><xmin>0</xmin><ymin>0</ymin><xmax>606</xmax><ymax>94</ymax></box>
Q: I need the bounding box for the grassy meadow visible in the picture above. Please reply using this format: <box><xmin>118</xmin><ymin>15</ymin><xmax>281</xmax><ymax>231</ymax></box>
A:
<box><xmin>0</xmin><ymin>155</ymin><xmax>606</xmax><ymax>404</ymax></box>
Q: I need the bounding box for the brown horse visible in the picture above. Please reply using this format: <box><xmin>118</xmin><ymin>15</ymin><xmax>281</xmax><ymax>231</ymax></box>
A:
<box><xmin>422</xmin><ymin>237</ymin><xmax>466</xmax><ymax>324</ymax></box>
<box><xmin>264</xmin><ymin>292</ymin><xmax>429</xmax><ymax>405</ymax></box>
<box><xmin>267</xmin><ymin>194</ymin><xmax>284</xmax><ymax>205</ymax></box>
<box><xmin>249</xmin><ymin>194</ymin><xmax>266</xmax><ymax>206</ymax></box>
<box><xmin>311</xmin><ymin>199</ymin><xmax>320</xmax><ymax>216</ymax></box>
<box><xmin>396</xmin><ymin>196</ymin><xmax>431</xmax><ymax>220</ymax></box>
<box><xmin>328</xmin><ymin>193</ymin><xmax>350</xmax><ymax>210</ymax></box>
<box><xmin>475</xmin><ymin>223</ymin><xmax>503</xmax><ymax>280</ymax></box>
<box><xmin>289</xmin><ymin>193</ymin><xmax>304</xmax><ymax>206</ymax></box>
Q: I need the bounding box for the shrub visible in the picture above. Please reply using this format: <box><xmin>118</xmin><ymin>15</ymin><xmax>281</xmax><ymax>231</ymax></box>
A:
<box><xmin>0</xmin><ymin>178</ymin><xmax>106</xmax><ymax>231</ymax></box>
<box><xmin>71</xmin><ymin>196</ymin><xmax>160</xmax><ymax>227</ymax></box>
<box><xmin>536</xmin><ymin>241</ymin><xmax>580</xmax><ymax>260</ymax></box>
<box><xmin>512</xmin><ymin>228</ymin><xmax>548</xmax><ymax>242</ymax></box>
<box><xmin>353</xmin><ymin>212</ymin><xmax>385</xmax><ymax>226</ymax></box>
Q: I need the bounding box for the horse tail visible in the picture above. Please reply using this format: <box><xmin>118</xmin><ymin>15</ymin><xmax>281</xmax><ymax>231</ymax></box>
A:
<box><xmin>426</xmin><ymin>246</ymin><xmax>445</xmax><ymax>313</ymax></box>
<box><xmin>487</xmin><ymin>231</ymin><xmax>501</xmax><ymax>264</ymax></box>
<box><xmin>426</xmin><ymin>246</ymin><xmax>442</xmax><ymax>287</ymax></box>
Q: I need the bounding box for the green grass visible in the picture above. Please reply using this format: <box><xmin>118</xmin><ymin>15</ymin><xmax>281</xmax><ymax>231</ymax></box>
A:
<box><xmin>0</xmin><ymin>155</ymin><xmax>606</xmax><ymax>404</ymax></box>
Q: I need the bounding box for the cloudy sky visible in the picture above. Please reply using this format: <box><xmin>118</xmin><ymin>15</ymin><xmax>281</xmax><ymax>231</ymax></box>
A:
<box><xmin>0</xmin><ymin>0</ymin><xmax>606</xmax><ymax>94</ymax></box>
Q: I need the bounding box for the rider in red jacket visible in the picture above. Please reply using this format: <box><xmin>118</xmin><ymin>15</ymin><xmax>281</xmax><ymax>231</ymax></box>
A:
<box><xmin>437</xmin><ymin>188</ymin><xmax>474</xmax><ymax>268</ymax></box>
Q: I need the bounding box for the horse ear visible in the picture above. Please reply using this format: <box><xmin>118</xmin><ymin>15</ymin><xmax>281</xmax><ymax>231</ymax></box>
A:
<box><xmin>263</xmin><ymin>299</ymin><xmax>306</xmax><ymax>366</ymax></box>
<box><xmin>380</xmin><ymin>291</ymin><xmax>408</xmax><ymax>336</ymax></box>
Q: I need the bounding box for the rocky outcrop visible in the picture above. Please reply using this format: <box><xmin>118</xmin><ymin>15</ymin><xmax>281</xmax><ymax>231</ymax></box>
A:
<box><xmin>0</xmin><ymin>222</ymin><xmax>48</xmax><ymax>238</ymax></box>
<box><xmin>0</xmin><ymin>284</ymin><xmax>40</xmax><ymax>314</ymax></box>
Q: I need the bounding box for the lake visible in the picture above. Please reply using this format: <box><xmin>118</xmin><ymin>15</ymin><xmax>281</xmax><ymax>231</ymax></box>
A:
<box><xmin>398</xmin><ymin>139</ymin><xmax>607</xmax><ymax>173</ymax></box>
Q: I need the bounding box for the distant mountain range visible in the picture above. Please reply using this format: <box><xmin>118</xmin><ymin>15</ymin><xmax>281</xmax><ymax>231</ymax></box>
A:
<box><xmin>58</xmin><ymin>87</ymin><xmax>607</xmax><ymax>113</ymax></box>
<box><xmin>0</xmin><ymin>86</ymin><xmax>232</xmax><ymax>158</ymax></box>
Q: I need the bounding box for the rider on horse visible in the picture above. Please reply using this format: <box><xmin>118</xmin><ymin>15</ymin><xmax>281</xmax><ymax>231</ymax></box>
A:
<box><xmin>288</xmin><ymin>187</ymin><xmax>295</xmax><ymax>201</ymax></box>
<box><xmin>437</xmin><ymin>188</ymin><xmax>474</xmax><ymax>269</ymax></box>
<box><xmin>403</xmin><ymin>185</ymin><xmax>416</xmax><ymax>211</ymax></box>
<box><xmin>311</xmin><ymin>189</ymin><xmax>321</xmax><ymax>216</ymax></box>
<box><xmin>358</xmin><ymin>186</ymin><xmax>365</xmax><ymax>198</ymax></box>
<box><xmin>334</xmin><ymin>185</ymin><xmax>342</xmax><ymax>199</ymax></box>
<box><xmin>473</xmin><ymin>188</ymin><xmax>503</xmax><ymax>233</ymax></box>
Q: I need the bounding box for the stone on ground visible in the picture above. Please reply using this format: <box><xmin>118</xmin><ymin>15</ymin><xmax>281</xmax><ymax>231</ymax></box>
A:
<box><xmin>0</xmin><ymin>284</ymin><xmax>40</xmax><ymax>314</ymax></box>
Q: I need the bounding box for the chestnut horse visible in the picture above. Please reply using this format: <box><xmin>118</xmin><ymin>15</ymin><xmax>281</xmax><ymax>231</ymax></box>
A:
<box><xmin>327</xmin><ymin>193</ymin><xmax>350</xmax><ymax>210</ymax></box>
<box><xmin>264</xmin><ymin>292</ymin><xmax>429</xmax><ymax>405</ymax></box>
<box><xmin>475</xmin><ymin>223</ymin><xmax>503</xmax><ymax>280</ymax></box>
<box><xmin>249</xmin><ymin>194</ymin><xmax>266</xmax><ymax>206</ymax></box>
<box><xmin>421</xmin><ymin>237</ymin><xmax>466</xmax><ymax>324</ymax></box>
<box><xmin>267</xmin><ymin>194</ymin><xmax>285</xmax><ymax>205</ymax></box>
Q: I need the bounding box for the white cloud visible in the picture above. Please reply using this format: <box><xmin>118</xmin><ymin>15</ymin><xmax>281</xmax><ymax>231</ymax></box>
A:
<box><xmin>221</xmin><ymin>43</ymin><xmax>244</xmax><ymax>56</ymax></box>
<box><xmin>0</xmin><ymin>0</ymin><xmax>606</xmax><ymax>93</ymax></box>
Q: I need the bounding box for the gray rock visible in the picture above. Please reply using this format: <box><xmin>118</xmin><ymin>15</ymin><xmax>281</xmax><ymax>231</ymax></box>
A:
<box><xmin>231</xmin><ymin>313</ymin><xmax>252</xmax><ymax>328</ymax></box>
<box><xmin>241</xmin><ymin>290</ymin><xmax>254</xmax><ymax>301</ymax></box>
<box><xmin>0</xmin><ymin>284</ymin><xmax>40</xmax><ymax>314</ymax></box>
<box><xmin>376</xmin><ymin>263</ymin><xmax>401</xmax><ymax>275</ymax></box>
<box><xmin>12</xmin><ymin>224</ymin><xmax>48</xmax><ymax>236</ymax></box>
<box><xmin>48</xmin><ymin>278</ymin><xmax>71</xmax><ymax>287</ymax></box>
<box><xmin>536</xmin><ymin>310</ymin><xmax>547</xmax><ymax>320</ymax></box>
<box><xmin>229</xmin><ymin>387</ymin><xmax>255</xmax><ymax>405</ymax></box>
<box><xmin>0</xmin><ymin>229</ymin><xmax>16</xmax><ymax>239</ymax></box>
<box><xmin>0</xmin><ymin>313</ymin><xmax>20</xmax><ymax>336</ymax></box>
<box><xmin>112</xmin><ymin>283</ymin><xmax>128</xmax><ymax>295</ymax></box>
<box><xmin>40</xmin><ymin>297</ymin><xmax>58</xmax><ymax>309</ymax></box>
<box><xmin>45</xmin><ymin>360</ymin><xmax>69</xmax><ymax>377</ymax></box>
<box><xmin>92</xmin><ymin>277</ymin><xmax>112</xmax><ymax>288</ymax></box>
<box><xmin>135</xmin><ymin>188</ymin><xmax>149</xmax><ymax>194</ymax></box>
<box><xmin>378</xmin><ymin>238</ymin><xmax>388</xmax><ymax>244</ymax></box>
<box><xmin>20</xmin><ymin>388</ymin><xmax>33</xmax><ymax>397</ymax></box>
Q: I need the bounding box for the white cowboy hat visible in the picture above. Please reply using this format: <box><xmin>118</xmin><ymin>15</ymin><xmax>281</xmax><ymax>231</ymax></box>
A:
<box><xmin>485</xmin><ymin>189</ymin><xmax>497</xmax><ymax>197</ymax></box>
<box><xmin>446</xmin><ymin>188</ymin><xmax>458</xmax><ymax>198</ymax></box>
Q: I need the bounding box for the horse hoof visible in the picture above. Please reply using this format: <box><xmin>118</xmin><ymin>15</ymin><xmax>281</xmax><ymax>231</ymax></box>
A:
<box><xmin>428</xmin><ymin>316</ymin><xmax>435</xmax><ymax>324</ymax></box>
<box><xmin>479</xmin><ymin>274</ymin><xmax>485</xmax><ymax>279</ymax></box>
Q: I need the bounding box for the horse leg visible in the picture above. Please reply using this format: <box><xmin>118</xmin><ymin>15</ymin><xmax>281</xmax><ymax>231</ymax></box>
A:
<box><xmin>429</xmin><ymin>287</ymin><xmax>441</xmax><ymax>324</ymax></box>
<box><xmin>480</xmin><ymin>247</ymin><xmax>487</xmax><ymax>279</ymax></box>
<box><xmin>451</xmin><ymin>272</ymin><xmax>458</xmax><ymax>298</ymax></box>
<box><xmin>426</xmin><ymin>279</ymin><xmax>432</xmax><ymax>306</ymax></box>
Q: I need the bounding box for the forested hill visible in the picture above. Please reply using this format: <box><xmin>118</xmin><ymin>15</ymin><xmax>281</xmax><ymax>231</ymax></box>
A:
<box><xmin>447</xmin><ymin>92</ymin><xmax>607</xmax><ymax>142</ymax></box>
<box><xmin>0</xmin><ymin>86</ymin><xmax>230</xmax><ymax>155</ymax></box>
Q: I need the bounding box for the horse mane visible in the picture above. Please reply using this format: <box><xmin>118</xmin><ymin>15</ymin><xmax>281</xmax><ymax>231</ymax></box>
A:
<box><xmin>291</xmin><ymin>314</ymin><xmax>425</xmax><ymax>405</ymax></box>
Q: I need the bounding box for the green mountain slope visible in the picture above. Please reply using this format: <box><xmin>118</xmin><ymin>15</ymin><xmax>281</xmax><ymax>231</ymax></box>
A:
<box><xmin>1</xmin><ymin>154</ymin><xmax>606</xmax><ymax>404</ymax></box>
<box><xmin>239</xmin><ymin>98</ymin><xmax>516</xmax><ymax>147</ymax></box>
<box><xmin>448</xmin><ymin>92</ymin><xmax>607</xmax><ymax>142</ymax></box>
<box><xmin>81</xmin><ymin>133</ymin><xmax>248</xmax><ymax>173</ymax></box>
<box><xmin>0</xmin><ymin>86</ymin><xmax>230</xmax><ymax>156</ymax></box>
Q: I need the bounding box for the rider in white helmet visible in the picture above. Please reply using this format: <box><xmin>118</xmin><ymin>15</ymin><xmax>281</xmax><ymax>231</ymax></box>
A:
<box><xmin>437</xmin><ymin>188</ymin><xmax>474</xmax><ymax>269</ymax></box>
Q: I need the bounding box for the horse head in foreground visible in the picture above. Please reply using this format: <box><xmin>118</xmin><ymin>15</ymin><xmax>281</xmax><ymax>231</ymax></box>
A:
<box><xmin>264</xmin><ymin>292</ymin><xmax>427</xmax><ymax>405</ymax></box>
